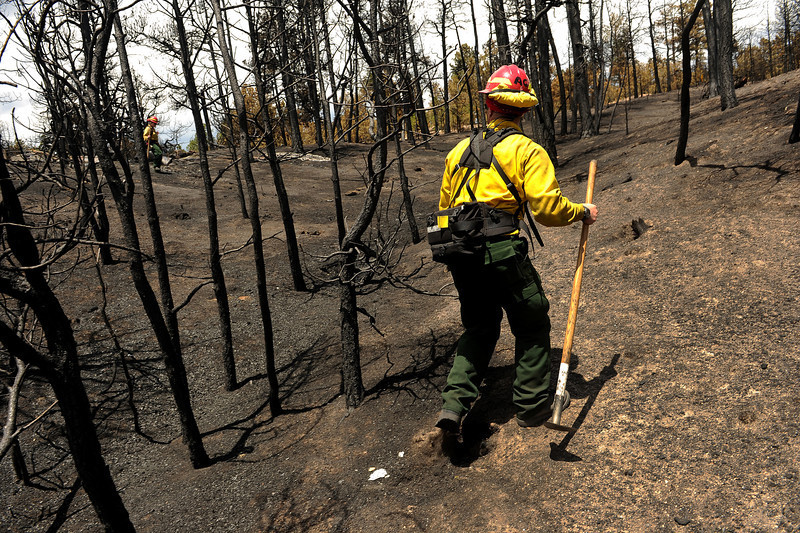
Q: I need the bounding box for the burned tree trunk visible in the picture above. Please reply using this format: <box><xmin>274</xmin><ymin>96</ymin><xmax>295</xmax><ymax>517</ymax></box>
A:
<box><xmin>206</xmin><ymin>32</ymin><xmax>248</xmax><ymax>219</ymax></box>
<box><xmin>338</xmin><ymin>0</ymin><xmax>391</xmax><ymax>408</ymax></box>
<box><xmin>535</xmin><ymin>0</ymin><xmax>558</xmax><ymax>161</ymax></box>
<box><xmin>275</xmin><ymin>0</ymin><xmax>305</xmax><ymax>152</ymax></box>
<box><xmin>105</xmin><ymin>0</ymin><xmax>210</xmax><ymax>468</ymax></box>
<box><xmin>647</xmin><ymin>0</ymin><xmax>662</xmax><ymax>93</ymax></box>
<box><xmin>314</xmin><ymin>0</ymin><xmax>347</xmax><ymax>243</ymax></box>
<box><xmin>675</xmin><ymin>0</ymin><xmax>706</xmax><ymax>165</ymax></box>
<box><xmin>405</xmin><ymin>7</ymin><xmax>433</xmax><ymax>140</ymax></box>
<box><xmin>789</xmin><ymin>92</ymin><xmax>800</xmax><ymax>144</ymax></box>
<box><xmin>171</xmin><ymin>0</ymin><xmax>237</xmax><ymax>390</ymax></box>
<box><xmin>0</xmin><ymin>151</ymin><xmax>135</xmax><ymax>533</ymax></box>
<box><xmin>549</xmin><ymin>29</ymin><xmax>569</xmax><ymax>135</ymax></box>
<box><xmin>439</xmin><ymin>0</ymin><xmax>452</xmax><ymax>134</ymax></box>
<box><xmin>702</xmin><ymin>1</ymin><xmax>719</xmax><ymax>98</ymax></box>
<box><xmin>393</xmin><ymin>121</ymin><xmax>421</xmax><ymax>243</ymax></box>
<box><xmin>469</xmin><ymin>0</ymin><xmax>487</xmax><ymax>127</ymax></box>
<box><xmin>492</xmin><ymin>0</ymin><xmax>513</xmax><ymax>64</ymax></box>
<box><xmin>210</xmin><ymin>0</ymin><xmax>282</xmax><ymax>415</ymax></box>
<box><xmin>565</xmin><ymin>0</ymin><xmax>596</xmax><ymax>137</ymax></box>
<box><xmin>715</xmin><ymin>0</ymin><xmax>738</xmax><ymax>110</ymax></box>
<box><xmin>245</xmin><ymin>0</ymin><xmax>308</xmax><ymax>292</ymax></box>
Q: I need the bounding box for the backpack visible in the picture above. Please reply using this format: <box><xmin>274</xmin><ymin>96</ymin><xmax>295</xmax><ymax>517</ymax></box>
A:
<box><xmin>427</xmin><ymin>127</ymin><xmax>544</xmax><ymax>264</ymax></box>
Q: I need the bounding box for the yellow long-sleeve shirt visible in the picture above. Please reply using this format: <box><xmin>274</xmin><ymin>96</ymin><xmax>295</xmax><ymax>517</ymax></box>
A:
<box><xmin>439</xmin><ymin>118</ymin><xmax>585</xmax><ymax>227</ymax></box>
<box><xmin>143</xmin><ymin>125</ymin><xmax>159</xmax><ymax>143</ymax></box>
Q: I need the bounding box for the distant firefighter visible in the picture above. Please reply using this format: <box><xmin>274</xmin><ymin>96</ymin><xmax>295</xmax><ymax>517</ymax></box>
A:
<box><xmin>143</xmin><ymin>116</ymin><xmax>164</xmax><ymax>173</ymax></box>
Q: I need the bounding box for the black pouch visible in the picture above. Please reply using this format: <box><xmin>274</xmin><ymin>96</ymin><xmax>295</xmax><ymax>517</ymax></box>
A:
<box><xmin>427</xmin><ymin>203</ymin><xmax>515</xmax><ymax>264</ymax></box>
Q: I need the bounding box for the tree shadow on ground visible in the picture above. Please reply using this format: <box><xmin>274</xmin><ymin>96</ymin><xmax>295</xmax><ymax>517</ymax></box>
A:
<box><xmin>696</xmin><ymin>161</ymin><xmax>790</xmax><ymax>183</ymax></box>
<box><xmin>364</xmin><ymin>329</ymin><xmax>458</xmax><ymax>402</ymax></box>
<box><xmin>43</xmin><ymin>477</ymin><xmax>85</xmax><ymax>533</ymax></box>
<box><xmin>203</xmin><ymin>336</ymin><xmax>342</xmax><ymax>464</ymax></box>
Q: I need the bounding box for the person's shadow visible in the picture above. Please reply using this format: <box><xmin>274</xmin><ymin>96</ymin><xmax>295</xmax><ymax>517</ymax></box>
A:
<box><xmin>445</xmin><ymin>352</ymin><xmax>620</xmax><ymax>466</ymax></box>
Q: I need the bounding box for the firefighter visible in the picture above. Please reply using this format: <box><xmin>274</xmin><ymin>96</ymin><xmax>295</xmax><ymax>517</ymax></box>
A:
<box><xmin>435</xmin><ymin>65</ymin><xmax>598</xmax><ymax>435</ymax></box>
<box><xmin>143</xmin><ymin>116</ymin><xmax>164</xmax><ymax>172</ymax></box>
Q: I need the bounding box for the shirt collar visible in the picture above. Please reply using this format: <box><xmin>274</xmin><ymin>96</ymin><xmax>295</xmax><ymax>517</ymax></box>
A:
<box><xmin>487</xmin><ymin>118</ymin><xmax>522</xmax><ymax>132</ymax></box>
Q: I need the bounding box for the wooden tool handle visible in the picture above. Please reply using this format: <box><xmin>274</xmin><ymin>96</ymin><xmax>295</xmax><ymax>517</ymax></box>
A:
<box><xmin>560</xmin><ymin>160</ymin><xmax>596</xmax><ymax>366</ymax></box>
<box><xmin>550</xmin><ymin>160</ymin><xmax>597</xmax><ymax>428</ymax></box>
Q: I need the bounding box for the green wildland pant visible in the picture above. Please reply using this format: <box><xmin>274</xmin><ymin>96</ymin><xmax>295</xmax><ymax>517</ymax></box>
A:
<box><xmin>441</xmin><ymin>236</ymin><xmax>551</xmax><ymax>420</ymax></box>
<box><xmin>149</xmin><ymin>143</ymin><xmax>163</xmax><ymax>168</ymax></box>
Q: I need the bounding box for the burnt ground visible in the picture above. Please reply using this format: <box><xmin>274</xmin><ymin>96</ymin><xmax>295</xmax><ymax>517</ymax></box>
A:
<box><xmin>2</xmin><ymin>70</ymin><xmax>800</xmax><ymax>533</ymax></box>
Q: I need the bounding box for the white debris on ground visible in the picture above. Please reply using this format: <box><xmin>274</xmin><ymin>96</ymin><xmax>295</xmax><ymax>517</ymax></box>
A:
<box><xmin>274</xmin><ymin>151</ymin><xmax>330</xmax><ymax>163</ymax></box>
<box><xmin>368</xmin><ymin>468</ymin><xmax>388</xmax><ymax>481</ymax></box>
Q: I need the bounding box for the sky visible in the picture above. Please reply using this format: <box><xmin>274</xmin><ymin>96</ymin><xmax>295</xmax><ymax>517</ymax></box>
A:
<box><xmin>0</xmin><ymin>0</ymin><xmax>775</xmax><ymax>149</ymax></box>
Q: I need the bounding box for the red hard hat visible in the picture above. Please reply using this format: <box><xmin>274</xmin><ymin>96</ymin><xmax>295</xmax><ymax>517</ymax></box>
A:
<box><xmin>479</xmin><ymin>65</ymin><xmax>532</xmax><ymax>94</ymax></box>
<box><xmin>479</xmin><ymin>65</ymin><xmax>539</xmax><ymax>112</ymax></box>
<box><xmin>147</xmin><ymin>116</ymin><xmax>159</xmax><ymax>124</ymax></box>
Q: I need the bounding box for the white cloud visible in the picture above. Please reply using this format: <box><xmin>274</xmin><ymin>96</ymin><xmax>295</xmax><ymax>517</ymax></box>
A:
<box><xmin>0</xmin><ymin>86</ymin><xmax>39</xmax><ymax>144</ymax></box>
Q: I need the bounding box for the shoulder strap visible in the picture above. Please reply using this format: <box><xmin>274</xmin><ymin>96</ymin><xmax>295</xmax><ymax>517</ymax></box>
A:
<box><xmin>457</xmin><ymin>127</ymin><xmax>522</xmax><ymax>170</ymax></box>
<box><xmin>458</xmin><ymin>128</ymin><xmax>493</xmax><ymax>170</ymax></box>
<box><xmin>450</xmin><ymin>168</ymin><xmax>478</xmax><ymax>206</ymax></box>
<box><xmin>491</xmin><ymin>153</ymin><xmax>544</xmax><ymax>247</ymax></box>
<box><xmin>450</xmin><ymin>129</ymin><xmax>486</xmax><ymax>207</ymax></box>
<box><xmin>491</xmin><ymin>127</ymin><xmax>524</xmax><ymax>145</ymax></box>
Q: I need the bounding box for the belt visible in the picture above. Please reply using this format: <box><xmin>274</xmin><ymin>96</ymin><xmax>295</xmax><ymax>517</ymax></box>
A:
<box><xmin>487</xmin><ymin>233</ymin><xmax>520</xmax><ymax>243</ymax></box>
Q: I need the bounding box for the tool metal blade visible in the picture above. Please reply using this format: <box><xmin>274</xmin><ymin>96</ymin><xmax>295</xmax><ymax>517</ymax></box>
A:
<box><xmin>543</xmin><ymin>420</ymin><xmax>577</xmax><ymax>433</ymax></box>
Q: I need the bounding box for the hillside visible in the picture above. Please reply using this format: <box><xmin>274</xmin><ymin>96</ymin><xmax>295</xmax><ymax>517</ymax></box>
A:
<box><xmin>2</xmin><ymin>71</ymin><xmax>799</xmax><ymax>532</ymax></box>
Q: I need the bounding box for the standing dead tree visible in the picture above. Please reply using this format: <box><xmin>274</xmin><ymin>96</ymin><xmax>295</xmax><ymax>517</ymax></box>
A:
<box><xmin>0</xmin><ymin>149</ymin><xmax>136</xmax><ymax>532</ymax></box>
<box><xmin>387</xmin><ymin>4</ymin><xmax>422</xmax><ymax>240</ymax></box>
<box><xmin>243</xmin><ymin>0</ymin><xmax>308</xmax><ymax>293</ymax></box>
<box><xmin>549</xmin><ymin>28</ymin><xmax>569</xmax><ymax>135</ymax></box>
<box><xmin>565</xmin><ymin>0</ymin><xmax>597</xmax><ymax>137</ymax></box>
<box><xmin>163</xmin><ymin>0</ymin><xmax>238</xmax><ymax>390</ymax></box>
<box><xmin>271</xmin><ymin>0</ymin><xmax>306</xmax><ymax>152</ymax></box>
<box><xmin>661</xmin><ymin>0</ymin><xmax>674</xmax><ymax>91</ymax></box>
<box><xmin>335</xmin><ymin>0</ymin><xmax>391</xmax><ymax>407</ymax></box>
<box><xmin>623</xmin><ymin>0</ymin><xmax>641</xmax><ymax>99</ymax></box>
<box><xmin>492</xmin><ymin>0</ymin><xmax>514</xmax><ymax>64</ymax></box>
<box><xmin>335</xmin><ymin>0</ymin><xmax>410</xmax><ymax>407</ymax></box>
<box><xmin>200</xmin><ymin>3</ymin><xmax>249</xmax><ymax>219</ymax></box>
<box><xmin>702</xmin><ymin>0</ymin><xmax>719</xmax><ymax>97</ymax></box>
<box><xmin>675</xmin><ymin>0</ymin><xmax>706</xmax><ymax>164</ymax></box>
<box><xmin>209</xmin><ymin>0</ymin><xmax>282</xmax><ymax>415</ymax></box>
<box><xmin>13</xmin><ymin>0</ymin><xmax>211</xmax><ymax>468</ymax></box>
<box><xmin>647</xmin><ymin>0</ymin><xmax>663</xmax><ymax>93</ymax></box>
<box><xmin>588</xmin><ymin>0</ymin><xmax>607</xmax><ymax>132</ymax></box>
<box><xmin>100</xmin><ymin>0</ymin><xmax>212</xmax><ymax>468</ymax></box>
<box><xmin>468</xmin><ymin>0</ymin><xmax>487</xmax><ymax>127</ymax></box>
<box><xmin>714</xmin><ymin>0</ymin><xmax>738</xmax><ymax>109</ymax></box>
<box><xmin>516</xmin><ymin>0</ymin><xmax>561</xmax><ymax>162</ymax></box>
<box><xmin>401</xmin><ymin>1</ymin><xmax>433</xmax><ymax>143</ymax></box>
<box><xmin>436</xmin><ymin>0</ymin><xmax>453</xmax><ymax>133</ymax></box>
<box><xmin>9</xmin><ymin>2</ymin><xmax>115</xmax><ymax>267</ymax></box>
<box><xmin>331</xmin><ymin>0</ymin><xmax>442</xmax><ymax>407</ymax></box>
<box><xmin>790</xmin><ymin>91</ymin><xmax>800</xmax><ymax>144</ymax></box>
<box><xmin>312</xmin><ymin>0</ymin><xmax>347</xmax><ymax>243</ymax></box>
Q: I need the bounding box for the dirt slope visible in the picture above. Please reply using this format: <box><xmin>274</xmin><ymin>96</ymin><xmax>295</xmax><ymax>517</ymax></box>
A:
<box><xmin>2</xmin><ymin>70</ymin><xmax>799</xmax><ymax>533</ymax></box>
